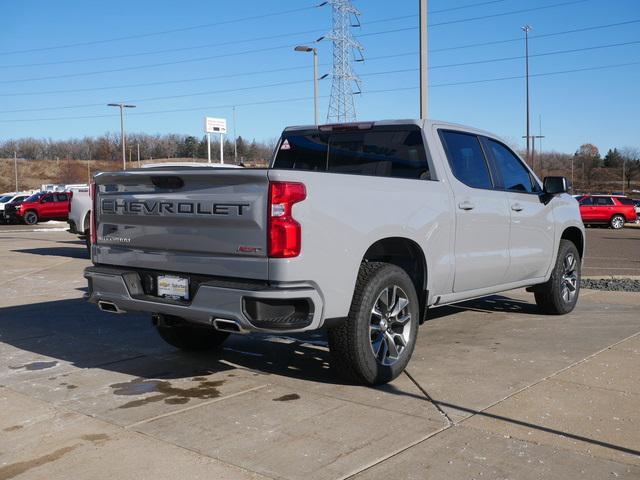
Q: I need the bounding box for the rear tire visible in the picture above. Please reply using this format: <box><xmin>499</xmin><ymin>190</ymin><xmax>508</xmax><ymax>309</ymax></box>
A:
<box><xmin>154</xmin><ymin>315</ymin><xmax>229</xmax><ymax>351</ymax></box>
<box><xmin>23</xmin><ymin>211</ymin><xmax>38</xmax><ymax>225</ymax></box>
<box><xmin>328</xmin><ymin>262</ymin><xmax>419</xmax><ymax>385</ymax></box>
<box><xmin>610</xmin><ymin>215</ymin><xmax>625</xmax><ymax>229</ymax></box>
<box><xmin>534</xmin><ymin>239</ymin><xmax>581</xmax><ymax>315</ymax></box>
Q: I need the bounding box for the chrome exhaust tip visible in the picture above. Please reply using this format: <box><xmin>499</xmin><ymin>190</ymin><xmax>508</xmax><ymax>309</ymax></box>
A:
<box><xmin>98</xmin><ymin>300</ymin><xmax>124</xmax><ymax>314</ymax></box>
<box><xmin>212</xmin><ymin>318</ymin><xmax>244</xmax><ymax>334</ymax></box>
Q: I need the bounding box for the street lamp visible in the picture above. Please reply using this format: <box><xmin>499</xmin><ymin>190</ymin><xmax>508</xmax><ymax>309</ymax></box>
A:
<box><xmin>107</xmin><ymin>103</ymin><xmax>136</xmax><ymax>170</ymax></box>
<box><xmin>294</xmin><ymin>45</ymin><xmax>319</xmax><ymax>125</ymax></box>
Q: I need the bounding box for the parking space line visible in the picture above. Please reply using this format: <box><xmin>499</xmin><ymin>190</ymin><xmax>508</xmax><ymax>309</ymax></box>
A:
<box><xmin>124</xmin><ymin>384</ymin><xmax>269</xmax><ymax>429</ymax></box>
<box><xmin>451</xmin><ymin>330</ymin><xmax>640</xmax><ymax>422</ymax></box>
<box><xmin>340</xmin><ymin>424</ymin><xmax>452</xmax><ymax>480</ymax></box>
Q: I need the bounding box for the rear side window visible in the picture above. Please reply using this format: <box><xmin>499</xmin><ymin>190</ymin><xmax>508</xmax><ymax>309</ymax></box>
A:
<box><xmin>55</xmin><ymin>193</ymin><xmax>69</xmax><ymax>202</ymax></box>
<box><xmin>273</xmin><ymin>133</ymin><xmax>329</xmax><ymax>172</ymax></box>
<box><xmin>486</xmin><ymin>139</ymin><xmax>537</xmax><ymax>193</ymax></box>
<box><xmin>440</xmin><ymin>130</ymin><xmax>493</xmax><ymax>189</ymax></box>
<box><xmin>273</xmin><ymin>127</ymin><xmax>430</xmax><ymax>180</ymax></box>
<box><xmin>617</xmin><ymin>197</ymin><xmax>635</xmax><ymax>205</ymax></box>
<box><xmin>594</xmin><ymin>197</ymin><xmax>614</xmax><ymax>206</ymax></box>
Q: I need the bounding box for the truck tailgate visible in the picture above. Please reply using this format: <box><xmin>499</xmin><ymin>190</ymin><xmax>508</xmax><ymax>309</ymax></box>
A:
<box><xmin>92</xmin><ymin>168</ymin><xmax>270</xmax><ymax>279</ymax></box>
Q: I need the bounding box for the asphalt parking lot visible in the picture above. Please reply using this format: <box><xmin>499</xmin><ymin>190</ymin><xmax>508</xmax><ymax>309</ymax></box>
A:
<box><xmin>1</xmin><ymin>223</ymin><xmax>639</xmax><ymax>479</ymax></box>
<box><xmin>582</xmin><ymin>225</ymin><xmax>640</xmax><ymax>277</ymax></box>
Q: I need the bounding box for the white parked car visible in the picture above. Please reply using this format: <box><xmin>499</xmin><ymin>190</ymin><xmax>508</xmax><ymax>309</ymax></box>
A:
<box><xmin>0</xmin><ymin>192</ymin><xmax>31</xmax><ymax>222</ymax></box>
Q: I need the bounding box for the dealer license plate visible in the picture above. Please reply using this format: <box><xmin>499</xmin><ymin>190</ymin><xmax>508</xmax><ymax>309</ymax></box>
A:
<box><xmin>157</xmin><ymin>275</ymin><xmax>189</xmax><ymax>300</ymax></box>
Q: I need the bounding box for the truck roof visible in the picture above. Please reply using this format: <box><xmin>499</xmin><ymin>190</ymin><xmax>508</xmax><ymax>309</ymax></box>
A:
<box><xmin>283</xmin><ymin>119</ymin><xmax>498</xmax><ymax>139</ymax></box>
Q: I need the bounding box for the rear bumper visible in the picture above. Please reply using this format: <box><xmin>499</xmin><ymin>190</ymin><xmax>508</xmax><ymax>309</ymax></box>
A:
<box><xmin>84</xmin><ymin>265</ymin><xmax>325</xmax><ymax>333</ymax></box>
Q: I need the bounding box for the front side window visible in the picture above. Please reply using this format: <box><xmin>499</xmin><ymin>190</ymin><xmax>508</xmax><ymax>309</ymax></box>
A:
<box><xmin>579</xmin><ymin>197</ymin><xmax>593</xmax><ymax>206</ymax></box>
<box><xmin>41</xmin><ymin>194</ymin><xmax>53</xmax><ymax>203</ymax></box>
<box><xmin>24</xmin><ymin>193</ymin><xmax>43</xmax><ymax>203</ymax></box>
<box><xmin>487</xmin><ymin>139</ymin><xmax>536</xmax><ymax>193</ymax></box>
<box><xmin>440</xmin><ymin>130</ymin><xmax>493</xmax><ymax>189</ymax></box>
<box><xmin>273</xmin><ymin>126</ymin><xmax>430</xmax><ymax>180</ymax></box>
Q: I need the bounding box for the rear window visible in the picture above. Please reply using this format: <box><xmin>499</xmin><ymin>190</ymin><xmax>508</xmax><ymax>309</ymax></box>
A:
<box><xmin>273</xmin><ymin>126</ymin><xmax>430</xmax><ymax>180</ymax></box>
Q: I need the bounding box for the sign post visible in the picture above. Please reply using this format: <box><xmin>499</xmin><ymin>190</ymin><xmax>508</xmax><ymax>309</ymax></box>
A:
<box><xmin>204</xmin><ymin>117</ymin><xmax>228</xmax><ymax>164</ymax></box>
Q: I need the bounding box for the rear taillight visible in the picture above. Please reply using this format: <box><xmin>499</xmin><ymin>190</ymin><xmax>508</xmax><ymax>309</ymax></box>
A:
<box><xmin>89</xmin><ymin>180</ymin><xmax>97</xmax><ymax>245</ymax></box>
<box><xmin>268</xmin><ymin>181</ymin><xmax>306</xmax><ymax>258</ymax></box>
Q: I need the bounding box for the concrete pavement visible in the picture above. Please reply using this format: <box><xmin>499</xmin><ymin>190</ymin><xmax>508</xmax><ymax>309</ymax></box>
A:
<box><xmin>0</xmin><ymin>226</ymin><xmax>639</xmax><ymax>479</ymax></box>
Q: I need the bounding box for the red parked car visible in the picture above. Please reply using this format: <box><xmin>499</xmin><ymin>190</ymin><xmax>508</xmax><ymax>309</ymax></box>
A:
<box><xmin>17</xmin><ymin>191</ymin><xmax>72</xmax><ymax>225</ymax></box>
<box><xmin>577</xmin><ymin>195</ymin><xmax>638</xmax><ymax>229</ymax></box>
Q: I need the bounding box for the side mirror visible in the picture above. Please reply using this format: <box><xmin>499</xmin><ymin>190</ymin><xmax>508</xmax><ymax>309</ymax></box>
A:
<box><xmin>543</xmin><ymin>176</ymin><xmax>569</xmax><ymax>195</ymax></box>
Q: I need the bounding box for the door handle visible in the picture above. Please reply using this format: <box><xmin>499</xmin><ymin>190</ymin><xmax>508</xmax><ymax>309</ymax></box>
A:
<box><xmin>511</xmin><ymin>203</ymin><xmax>524</xmax><ymax>212</ymax></box>
<box><xmin>458</xmin><ymin>201</ymin><xmax>475</xmax><ymax>211</ymax></box>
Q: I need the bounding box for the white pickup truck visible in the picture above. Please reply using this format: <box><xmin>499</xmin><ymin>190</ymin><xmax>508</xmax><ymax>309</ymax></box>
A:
<box><xmin>67</xmin><ymin>185</ymin><xmax>91</xmax><ymax>249</ymax></box>
<box><xmin>85</xmin><ymin>120</ymin><xmax>584</xmax><ymax>385</ymax></box>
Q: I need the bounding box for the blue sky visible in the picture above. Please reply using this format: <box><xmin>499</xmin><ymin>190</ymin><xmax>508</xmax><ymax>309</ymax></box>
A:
<box><xmin>1</xmin><ymin>0</ymin><xmax>638</xmax><ymax>154</ymax></box>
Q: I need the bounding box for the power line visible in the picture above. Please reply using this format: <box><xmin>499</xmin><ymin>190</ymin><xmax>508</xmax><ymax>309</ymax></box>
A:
<box><xmin>0</xmin><ymin>28</ymin><xmax>328</xmax><ymax>69</ymax></box>
<box><xmin>0</xmin><ymin>0</ymin><xmax>510</xmax><ymax>60</ymax></box>
<box><xmin>364</xmin><ymin>0</ymin><xmax>589</xmax><ymax>27</ymax></box>
<box><xmin>1</xmin><ymin>60</ymin><xmax>636</xmax><ymax>123</ymax></box>
<box><xmin>3</xmin><ymin>16</ymin><xmax>636</xmax><ymax>73</ymax></box>
<box><xmin>431</xmin><ymin>19</ymin><xmax>640</xmax><ymax>52</ymax></box>
<box><xmin>2</xmin><ymin>17</ymin><xmax>637</xmax><ymax>98</ymax></box>
<box><xmin>3</xmin><ymin>37</ymin><xmax>638</xmax><ymax>114</ymax></box>
<box><xmin>0</xmin><ymin>0</ymin><xmax>592</xmax><ymax>84</ymax></box>
<box><xmin>0</xmin><ymin>4</ymin><xmax>322</xmax><ymax>56</ymax></box>
<box><xmin>0</xmin><ymin>42</ymin><xmax>300</xmax><ymax>84</ymax></box>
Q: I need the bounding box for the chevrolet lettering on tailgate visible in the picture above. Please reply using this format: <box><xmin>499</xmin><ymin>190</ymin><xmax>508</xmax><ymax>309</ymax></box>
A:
<box><xmin>100</xmin><ymin>199</ymin><xmax>250</xmax><ymax>216</ymax></box>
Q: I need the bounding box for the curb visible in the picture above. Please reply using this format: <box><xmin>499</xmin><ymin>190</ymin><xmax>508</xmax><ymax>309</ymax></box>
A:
<box><xmin>582</xmin><ymin>275</ymin><xmax>640</xmax><ymax>281</ymax></box>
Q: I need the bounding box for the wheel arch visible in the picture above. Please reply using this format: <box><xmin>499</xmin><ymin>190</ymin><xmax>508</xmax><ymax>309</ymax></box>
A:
<box><xmin>560</xmin><ymin>226</ymin><xmax>584</xmax><ymax>259</ymax></box>
<box><xmin>361</xmin><ymin>237</ymin><xmax>428</xmax><ymax>323</ymax></box>
<box><xmin>82</xmin><ymin>210</ymin><xmax>91</xmax><ymax>233</ymax></box>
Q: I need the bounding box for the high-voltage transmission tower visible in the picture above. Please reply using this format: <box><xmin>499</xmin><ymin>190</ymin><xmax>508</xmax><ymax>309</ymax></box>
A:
<box><xmin>325</xmin><ymin>0</ymin><xmax>364</xmax><ymax>123</ymax></box>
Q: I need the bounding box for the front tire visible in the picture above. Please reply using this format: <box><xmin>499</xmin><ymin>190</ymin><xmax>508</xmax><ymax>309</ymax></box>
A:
<box><xmin>534</xmin><ymin>239</ymin><xmax>581</xmax><ymax>315</ymax></box>
<box><xmin>23</xmin><ymin>211</ymin><xmax>38</xmax><ymax>225</ymax></box>
<box><xmin>328</xmin><ymin>262</ymin><xmax>419</xmax><ymax>385</ymax></box>
<box><xmin>610</xmin><ymin>215</ymin><xmax>625</xmax><ymax>229</ymax></box>
<box><xmin>154</xmin><ymin>315</ymin><xmax>229</xmax><ymax>351</ymax></box>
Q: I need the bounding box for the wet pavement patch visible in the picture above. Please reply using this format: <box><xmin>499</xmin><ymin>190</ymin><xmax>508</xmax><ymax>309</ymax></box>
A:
<box><xmin>0</xmin><ymin>445</ymin><xmax>78</xmax><ymax>480</ymax></box>
<box><xmin>109</xmin><ymin>378</ymin><xmax>226</xmax><ymax>409</ymax></box>
<box><xmin>3</xmin><ymin>425</ymin><xmax>23</xmax><ymax>432</ymax></box>
<box><xmin>273</xmin><ymin>393</ymin><xmax>301</xmax><ymax>402</ymax></box>
<box><xmin>9</xmin><ymin>361</ymin><xmax>58</xmax><ymax>371</ymax></box>
<box><xmin>81</xmin><ymin>433</ymin><xmax>110</xmax><ymax>444</ymax></box>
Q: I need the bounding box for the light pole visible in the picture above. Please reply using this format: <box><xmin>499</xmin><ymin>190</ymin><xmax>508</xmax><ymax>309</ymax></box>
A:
<box><xmin>522</xmin><ymin>25</ymin><xmax>532</xmax><ymax>164</ymax></box>
<box><xmin>107</xmin><ymin>103</ymin><xmax>136</xmax><ymax>170</ymax></box>
<box><xmin>294</xmin><ymin>45</ymin><xmax>319</xmax><ymax>125</ymax></box>
<box><xmin>419</xmin><ymin>0</ymin><xmax>428</xmax><ymax>119</ymax></box>
<box><xmin>14</xmin><ymin>151</ymin><xmax>18</xmax><ymax>191</ymax></box>
<box><xmin>233</xmin><ymin>106</ymin><xmax>238</xmax><ymax>163</ymax></box>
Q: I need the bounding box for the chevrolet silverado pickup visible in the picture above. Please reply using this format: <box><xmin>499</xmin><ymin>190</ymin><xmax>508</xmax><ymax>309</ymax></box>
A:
<box><xmin>85</xmin><ymin>120</ymin><xmax>585</xmax><ymax>385</ymax></box>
